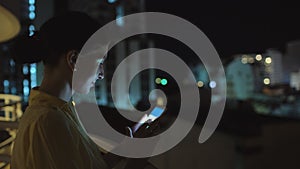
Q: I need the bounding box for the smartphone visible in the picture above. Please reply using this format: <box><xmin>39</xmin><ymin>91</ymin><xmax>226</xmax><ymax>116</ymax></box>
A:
<box><xmin>132</xmin><ymin>106</ymin><xmax>165</xmax><ymax>133</ymax></box>
<box><xmin>147</xmin><ymin>107</ymin><xmax>164</xmax><ymax>122</ymax></box>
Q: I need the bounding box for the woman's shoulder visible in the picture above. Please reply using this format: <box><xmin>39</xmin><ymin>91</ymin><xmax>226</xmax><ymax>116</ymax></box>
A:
<box><xmin>19</xmin><ymin>104</ymin><xmax>70</xmax><ymax>129</ymax></box>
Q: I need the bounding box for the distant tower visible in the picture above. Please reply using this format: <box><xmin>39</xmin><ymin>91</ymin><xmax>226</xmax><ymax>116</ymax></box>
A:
<box><xmin>283</xmin><ymin>40</ymin><xmax>300</xmax><ymax>83</ymax></box>
<box><xmin>290</xmin><ymin>70</ymin><xmax>300</xmax><ymax>91</ymax></box>
<box><xmin>226</xmin><ymin>56</ymin><xmax>254</xmax><ymax>100</ymax></box>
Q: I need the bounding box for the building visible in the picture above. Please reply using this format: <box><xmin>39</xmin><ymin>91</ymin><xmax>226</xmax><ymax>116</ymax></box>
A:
<box><xmin>264</xmin><ymin>49</ymin><xmax>283</xmax><ymax>85</ymax></box>
<box><xmin>0</xmin><ymin>0</ymin><xmax>39</xmax><ymax>103</ymax></box>
<box><xmin>283</xmin><ymin>40</ymin><xmax>300</xmax><ymax>84</ymax></box>
<box><xmin>290</xmin><ymin>70</ymin><xmax>300</xmax><ymax>91</ymax></box>
<box><xmin>226</xmin><ymin>55</ymin><xmax>254</xmax><ymax>100</ymax></box>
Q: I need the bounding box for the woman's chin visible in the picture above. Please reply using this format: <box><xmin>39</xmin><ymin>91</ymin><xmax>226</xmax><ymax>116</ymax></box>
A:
<box><xmin>73</xmin><ymin>87</ymin><xmax>91</xmax><ymax>95</ymax></box>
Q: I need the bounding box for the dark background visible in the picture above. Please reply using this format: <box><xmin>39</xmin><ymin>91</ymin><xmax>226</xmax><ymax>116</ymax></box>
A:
<box><xmin>146</xmin><ymin>0</ymin><xmax>300</xmax><ymax>58</ymax></box>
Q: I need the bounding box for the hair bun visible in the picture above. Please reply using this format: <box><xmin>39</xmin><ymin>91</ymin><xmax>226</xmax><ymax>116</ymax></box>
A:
<box><xmin>11</xmin><ymin>32</ymin><xmax>43</xmax><ymax>64</ymax></box>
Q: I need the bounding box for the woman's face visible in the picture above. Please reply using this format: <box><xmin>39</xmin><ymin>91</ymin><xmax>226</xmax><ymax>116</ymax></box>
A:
<box><xmin>72</xmin><ymin>46</ymin><xmax>107</xmax><ymax>94</ymax></box>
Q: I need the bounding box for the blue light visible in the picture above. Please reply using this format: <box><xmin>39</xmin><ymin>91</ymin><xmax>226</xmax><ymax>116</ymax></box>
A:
<box><xmin>209</xmin><ymin>81</ymin><xmax>217</xmax><ymax>88</ymax></box>
<box><xmin>116</xmin><ymin>17</ymin><xmax>124</xmax><ymax>26</ymax></box>
<box><xmin>23</xmin><ymin>86</ymin><xmax>30</xmax><ymax>96</ymax></box>
<box><xmin>29</xmin><ymin>12</ymin><xmax>35</xmax><ymax>20</ymax></box>
<box><xmin>31</xmin><ymin>82</ymin><xmax>37</xmax><ymax>88</ymax></box>
<box><xmin>3</xmin><ymin>80</ymin><xmax>9</xmax><ymax>87</ymax></box>
<box><xmin>11</xmin><ymin>87</ymin><xmax>17</xmax><ymax>94</ymax></box>
<box><xmin>161</xmin><ymin>79</ymin><xmax>168</xmax><ymax>85</ymax></box>
<box><xmin>30</xmin><ymin>66</ymin><xmax>36</xmax><ymax>74</ymax></box>
<box><xmin>30</xmin><ymin>64</ymin><xmax>37</xmax><ymax>87</ymax></box>
<box><xmin>29</xmin><ymin>31</ymin><xmax>34</xmax><ymax>36</ymax></box>
<box><xmin>23</xmin><ymin>66</ymin><xmax>29</xmax><ymax>74</ymax></box>
<box><xmin>29</xmin><ymin>25</ymin><xmax>35</xmax><ymax>31</ymax></box>
<box><xmin>29</xmin><ymin>25</ymin><xmax>35</xmax><ymax>36</ymax></box>
<box><xmin>108</xmin><ymin>0</ymin><xmax>117</xmax><ymax>3</ymax></box>
<box><xmin>30</xmin><ymin>73</ymin><xmax>37</xmax><ymax>87</ymax></box>
<box><xmin>23</xmin><ymin>79</ymin><xmax>29</xmax><ymax>86</ymax></box>
<box><xmin>10</xmin><ymin>59</ymin><xmax>15</xmax><ymax>67</ymax></box>
<box><xmin>116</xmin><ymin>6</ymin><xmax>124</xmax><ymax>26</ymax></box>
<box><xmin>29</xmin><ymin>5</ymin><xmax>35</xmax><ymax>11</ymax></box>
<box><xmin>29</xmin><ymin>0</ymin><xmax>35</xmax><ymax>5</ymax></box>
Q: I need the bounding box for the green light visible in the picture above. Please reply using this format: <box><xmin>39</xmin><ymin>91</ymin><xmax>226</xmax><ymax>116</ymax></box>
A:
<box><xmin>161</xmin><ymin>78</ymin><xmax>168</xmax><ymax>85</ymax></box>
<box><xmin>155</xmin><ymin>78</ymin><xmax>161</xmax><ymax>84</ymax></box>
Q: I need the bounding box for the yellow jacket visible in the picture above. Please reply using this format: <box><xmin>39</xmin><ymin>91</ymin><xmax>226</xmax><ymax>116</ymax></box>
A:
<box><xmin>11</xmin><ymin>88</ymin><xmax>108</xmax><ymax>169</ymax></box>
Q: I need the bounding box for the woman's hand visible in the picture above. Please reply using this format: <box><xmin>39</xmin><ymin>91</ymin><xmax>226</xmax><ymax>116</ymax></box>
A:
<box><xmin>125</xmin><ymin>118</ymin><xmax>160</xmax><ymax>138</ymax></box>
<box><xmin>122</xmin><ymin>119</ymin><xmax>161</xmax><ymax>169</ymax></box>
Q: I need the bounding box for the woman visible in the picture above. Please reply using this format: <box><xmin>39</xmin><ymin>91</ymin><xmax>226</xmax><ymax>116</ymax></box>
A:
<box><xmin>11</xmin><ymin>11</ymin><xmax>156</xmax><ymax>169</ymax></box>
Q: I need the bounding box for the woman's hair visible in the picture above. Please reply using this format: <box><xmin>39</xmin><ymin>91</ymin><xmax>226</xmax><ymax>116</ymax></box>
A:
<box><xmin>12</xmin><ymin>11</ymin><xmax>101</xmax><ymax>66</ymax></box>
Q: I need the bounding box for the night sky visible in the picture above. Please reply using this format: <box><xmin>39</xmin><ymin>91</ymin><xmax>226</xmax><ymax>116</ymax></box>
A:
<box><xmin>146</xmin><ymin>0</ymin><xmax>300</xmax><ymax>59</ymax></box>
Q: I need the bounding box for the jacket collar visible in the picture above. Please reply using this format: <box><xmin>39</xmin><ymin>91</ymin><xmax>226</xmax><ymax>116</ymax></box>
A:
<box><xmin>28</xmin><ymin>87</ymin><xmax>68</xmax><ymax>108</ymax></box>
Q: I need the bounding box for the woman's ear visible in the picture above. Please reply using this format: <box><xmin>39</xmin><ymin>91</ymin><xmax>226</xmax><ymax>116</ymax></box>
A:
<box><xmin>66</xmin><ymin>50</ymin><xmax>78</xmax><ymax>71</ymax></box>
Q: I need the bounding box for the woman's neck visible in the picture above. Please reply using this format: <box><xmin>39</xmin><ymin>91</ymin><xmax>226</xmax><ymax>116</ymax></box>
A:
<box><xmin>39</xmin><ymin>68</ymin><xmax>73</xmax><ymax>102</ymax></box>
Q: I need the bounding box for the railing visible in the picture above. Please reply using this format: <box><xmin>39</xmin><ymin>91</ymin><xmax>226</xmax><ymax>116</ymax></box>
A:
<box><xmin>0</xmin><ymin>94</ymin><xmax>23</xmax><ymax>169</ymax></box>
